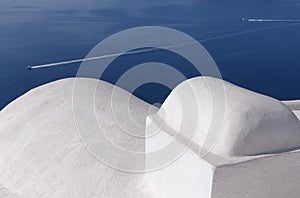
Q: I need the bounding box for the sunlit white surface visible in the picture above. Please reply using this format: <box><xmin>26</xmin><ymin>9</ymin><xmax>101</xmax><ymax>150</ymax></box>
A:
<box><xmin>1</xmin><ymin>77</ymin><xmax>300</xmax><ymax>197</ymax></box>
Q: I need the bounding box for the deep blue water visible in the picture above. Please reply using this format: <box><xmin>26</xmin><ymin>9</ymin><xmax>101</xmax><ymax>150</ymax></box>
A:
<box><xmin>1</xmin><ymin>0</ymin><xmax>300</xmax><ymax>109</ymax></box>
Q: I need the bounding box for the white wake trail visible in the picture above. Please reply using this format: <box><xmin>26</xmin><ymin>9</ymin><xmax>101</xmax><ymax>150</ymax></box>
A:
<box><xmin>242</xmin><ymin>18</ymin><xmax>300</xmax><ymax>22</ymax></box>
<box><xmin>27</xmin><ymin>22</ymin><xmax>300</xmax><ymax>70</ymax></box>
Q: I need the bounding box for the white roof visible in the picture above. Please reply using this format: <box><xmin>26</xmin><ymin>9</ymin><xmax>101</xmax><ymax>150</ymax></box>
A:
<box><xmin>157</xmin><ymin>76</ymin><xmax>300</xmax><ymax>156</ymax></box>
<box><xmin>0</xmin><ymin>78</ymin><xmax>157</xmax><ymax>197</ymax></box>
<box><xmin>1</xmin><ymin>77</ymin><xmax>300</xmax><ymax>197</ymax></box>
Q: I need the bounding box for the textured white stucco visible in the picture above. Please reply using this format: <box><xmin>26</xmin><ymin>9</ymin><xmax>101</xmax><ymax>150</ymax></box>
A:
<box><xmin>211</xmin><ymin>150</ymin><xmax>300</xmax><ymax>198</ymax></box>
<box><xmin>145</xmin><ymin>116</ymin><xmax>215</xmax><ymax>198</ymax></box>
<box><xmin>145</xmin><ymin>76</ymin><xmax>300</xmax><ymax>197</ymax></box>
<box><xmin>146</xmin><ymin>111</ymin><xmax>300</xmax><ymax>198</ymax></box>
<box><xmin>1</xmin><ymin>77</ymin><xmax>300</xmax><ymax>197</ymax></box>
<box><xmin>0</xmin><ymin>78</ymin><xmax>157</xmax><ymax>198</ymax></box>
<box><xmin>283</xmin><ymin>100</ymin><xmax>300</xmax><ymax>120</ymax></box>
<box><xmin>158</xmin><ymin>76</ymin><xmax>300</xmax><ymax>156</ymax></box>
<box><xmin>294</xmin><ymin>110</ymin><xmax>300</xmax><ymax>120</ymax></box>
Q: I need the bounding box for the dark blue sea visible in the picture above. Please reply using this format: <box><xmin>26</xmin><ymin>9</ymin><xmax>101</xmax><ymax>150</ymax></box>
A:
<box><xmin>1</xmin><ymin>0</ymin><xmax>300</xmax><ymax>109</ymax></box>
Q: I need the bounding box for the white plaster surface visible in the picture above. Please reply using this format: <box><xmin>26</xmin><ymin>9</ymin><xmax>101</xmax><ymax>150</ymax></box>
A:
<box><xmin>212</xmin><ymin>150</ymin><xmax>300</xmax><ymax>198</ymax></box>
<box><xmin>146</xmin><ymin>111</ymin><xmax>300</xmax><ymax>198</ymax></box>
<box><xmin>294</xmin><ymin>110</ymin><xmax>300</xmax><ymax>120</ymax></box>
<box><xmin>283</xmin><ymin>100</ymin><xmax>300</xmax><ymax>110</ymax></box>
<box><xmin>145</xmin><ymin>76</ymin><xmax>300</xmax><ymax>197</ymax></box>
<box><xmin>0</xmin><ymin>186</ymin><xmax>19</xmax><ymax>198</ymax></box>
<box><xmin>145</xmin><ymin>117</ymin><xmax>215</xmax><ymax>198</ymax></box>
<box><xmin>157</xmin><ymin>76</ymin><xmax>300</xmax><ymax>156</ymax></box>
<box><xmin>1</xmin><ymin>77</ymin><xmax>300</xmax><ymax>198</ymax></box>
<box><xmin>283</xmin><ymin>100</ymin><xmax>300</xmax><ymax>120</ymax></box>
<box><xmin>0</xmin><ymin>78</ymin><xmax>158</xmax><ymax>198</ymax></box>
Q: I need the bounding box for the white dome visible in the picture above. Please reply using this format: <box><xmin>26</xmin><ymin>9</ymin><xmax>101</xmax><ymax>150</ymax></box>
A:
<box><xmin>0</xmin><ymin>78</ymin><xmax>157</xmax><ymax>197</ymax></box>
<box><xmin>157</xmin><ymin>76</ymin><xmax>300</xmax><ymax>157</ymax></box>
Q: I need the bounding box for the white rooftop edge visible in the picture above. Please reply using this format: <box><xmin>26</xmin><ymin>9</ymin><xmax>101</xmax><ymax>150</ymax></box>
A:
<box><xmin>0</xmin><ymin>77</ymin><xmax>299</xmax><ymax>197</ymax></box>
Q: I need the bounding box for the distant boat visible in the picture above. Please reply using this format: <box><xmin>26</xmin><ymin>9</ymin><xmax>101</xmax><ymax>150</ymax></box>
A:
<box><xmin>241</xmin><ymin>17</ymin><xmax>300</xmax><ymax>22</ymax></box>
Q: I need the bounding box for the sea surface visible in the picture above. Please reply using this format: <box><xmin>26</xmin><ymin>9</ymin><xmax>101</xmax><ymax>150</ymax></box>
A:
<box><xmin>0</xmin><ymin>0</ymin><xmax>300</xmax><ymax>109</ymax></box>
